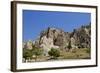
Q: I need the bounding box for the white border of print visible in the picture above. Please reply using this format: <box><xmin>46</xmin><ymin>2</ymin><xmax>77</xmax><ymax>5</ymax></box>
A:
<box><xmin>17</xmin><ymin>3</ymin><xmax>96</xmax><ymax>69</ymax></box>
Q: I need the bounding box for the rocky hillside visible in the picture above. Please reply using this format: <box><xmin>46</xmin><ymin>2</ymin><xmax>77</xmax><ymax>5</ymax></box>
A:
<box><xmin>23</xmin><ymin>24</ymin><xmax>91</xmax><ymax>56</ymax></box>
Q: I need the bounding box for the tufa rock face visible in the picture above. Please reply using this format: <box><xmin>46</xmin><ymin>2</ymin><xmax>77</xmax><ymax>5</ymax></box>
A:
<box><xmin>71</xmin><ymin>24</ymin><xmax>91</xmax><ymax>49</ymax></box>
<box><xmin>39</xmin><ymin>27</ymin><xmax>70</xmax><ymax>49</ymax></box>
<box><xmin>23</xmin><ymin>40</ymin><xmax>33</xmax><ymax>50</ymax></box>
<box><xmin>23</xmin><ymin>24</ymin><xmax>91</xmax><ymax>55</ymax></box>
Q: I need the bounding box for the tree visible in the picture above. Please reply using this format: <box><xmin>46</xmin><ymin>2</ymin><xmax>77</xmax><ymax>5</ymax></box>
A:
<box><xmin>32</xmin><ymin>47</ymin><xmax>43</xmax><ymax>61</ymax></box>
<box><xmin>67</xmin><ymin>41</ymin><xmax>72</xmax><ymax>50</ymax></box>
<box><xmin>23</xmin><ymin>48</ymin><xmax>33</xmax><ymax>62</ymax></box>
<box><xmin>48</xmin><ymin>48</ymin><xmax>60</xmax><ymax>59</ymax></box>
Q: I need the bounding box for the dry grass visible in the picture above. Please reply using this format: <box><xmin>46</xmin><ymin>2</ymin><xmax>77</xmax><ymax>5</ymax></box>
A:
<box><xmin>59</xmin><ymin>48</ymin><xmax>90</xmax><ymax>59</ymax></box>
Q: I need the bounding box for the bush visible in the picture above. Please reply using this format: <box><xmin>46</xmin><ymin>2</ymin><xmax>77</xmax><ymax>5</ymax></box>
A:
<box><xmin>67</xmin><ymin>41</ymin><xmax>72</xmax><ymax>50</ymax></box>
<box><xmin>48</xmin><ymin>48</ymin><xmax>60</xmax><ymax>59</ymax></box>
<box><xmin>32</xmin><ymin>47</ymin><xmax>43</xmax><ymax>61</ymax></box>
<box><xmin>23</xmin><ymin>49</ymin><xmax>33</xmax><ymax>62</ymax></box>
<box><xmin>23</xmin><ymin>46</ymin><xmax>43</xmax><ymax>62</ymax></box>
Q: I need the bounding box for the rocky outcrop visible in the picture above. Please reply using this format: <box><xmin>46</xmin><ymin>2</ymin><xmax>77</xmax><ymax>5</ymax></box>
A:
<box><xmin>23</xmin><ymin>24</ymin><xmax>91</xmax><ymax>55</ymax></box>
<box><xmin>39</xmin><ymin>27</ymin><xmax>71</xmax><ymax>49</ymax></box>
<box><xmin>71</xmin><ymin>24</ymin><xmax>91</xmax><ymax>49</ymax></box>
<box><xmin>23</xmin><ymin>40</ymin><xmax>33</xmax><ymax>50</ymax></box>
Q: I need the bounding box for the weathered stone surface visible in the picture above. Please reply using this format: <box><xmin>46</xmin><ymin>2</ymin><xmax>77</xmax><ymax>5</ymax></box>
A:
<box><xmin>23</xmin><ymin>24</ymin><xmax>91</xmax><ymax>55</ymax></box>
<box><xmin>26</xmin><ymin>40</ymin><xmax>33</xmax><ymax>50</ymax></box>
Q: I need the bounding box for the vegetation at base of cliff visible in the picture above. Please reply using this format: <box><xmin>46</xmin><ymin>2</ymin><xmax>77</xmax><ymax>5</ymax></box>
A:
<box><xmin>48</xmin><ymin>48</ymin><xmax>60</xmax><ymax>59</ymax></box>
<box><xmin>23</xmin><ymin>46</ymin><xmax>43</xmax><ymax>62</ymax></box>
<box><xmin>23</xmin><ymin>48</ymin><xmax>33</xmax><ymax>62</ymax></box>
<box><xmin>23</xmin><ymin>48</ymin><xmax>90</xmax><ymax>62</ymax></box>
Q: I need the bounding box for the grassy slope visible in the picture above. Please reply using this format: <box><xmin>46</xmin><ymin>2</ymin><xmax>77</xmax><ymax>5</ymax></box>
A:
<box><xmin>59</xmin><ymin>48</ymin><xmax>90</xmax><ymax>59</ymax></box>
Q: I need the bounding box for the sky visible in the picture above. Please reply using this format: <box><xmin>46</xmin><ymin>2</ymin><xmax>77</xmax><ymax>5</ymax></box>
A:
<box><xmin>23</xmin><ymin>10</ymin><xmax>91</xmax><ymax>41</ymax></box>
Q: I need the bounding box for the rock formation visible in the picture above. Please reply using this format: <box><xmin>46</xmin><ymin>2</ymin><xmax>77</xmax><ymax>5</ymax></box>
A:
<box><xmin>23</xmin><ymin>24</ymin><xmax>91</xmax><ymax>56</ymax></box>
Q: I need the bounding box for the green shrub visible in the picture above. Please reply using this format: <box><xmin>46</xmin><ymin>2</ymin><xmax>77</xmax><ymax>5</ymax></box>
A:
<box><xmin>32</xmin><ymin>47</ymin><xmax>43</xmax><ymax>61</ymax></box>
<box><xmin>67</xmin><ymin>41</ymin><xmax>72</xmax><ymax>50</ymax></box>
<box><xmin>23</xmin><ymin>49</ymin><xmax>33</xmax><ymax>62</ymax></box>
<box><xmin>48</xmin><ymin>48</ymin><xmax>60</xmax><ymax>59</ymax></box>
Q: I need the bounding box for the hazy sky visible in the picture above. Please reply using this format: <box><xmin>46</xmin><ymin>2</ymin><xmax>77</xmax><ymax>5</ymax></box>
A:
<box><xmin>23</xmin><ymin>10</ymin><xmax>91</xmax><ymax>41</ymax></box>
